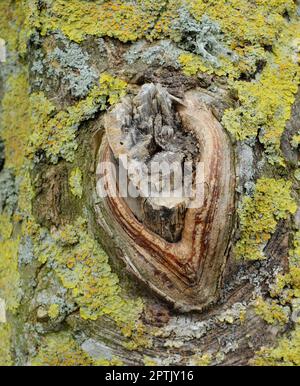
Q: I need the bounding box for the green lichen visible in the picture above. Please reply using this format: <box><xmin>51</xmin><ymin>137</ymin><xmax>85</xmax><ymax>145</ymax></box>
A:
<box><xmin>28</xmin><ymin>73</ymin><xmax>127</xmax><ymax>163</ymax></box>
<box><xmin>254</xmin><ymin>297</ymin><xmax>289</xmax><ymax>325</ymax></box>
<box><xmin>69</xmin><ymin>168</ymin><xmax>83</xmax><ymax>198</ymax></box>
<box><xmin>125</xmin><ymin>40</ymin><xmax>182</xmax><ymax>69</ymax></box>
<box><xmin>174</xmin><ymin>10</ymin><xmax>234</xmax><ymax>68</ymax></box>
<box><xmin>235</xmin><ymin>178</ymin><xmax>297</xmax><ymax>261</ymax></box>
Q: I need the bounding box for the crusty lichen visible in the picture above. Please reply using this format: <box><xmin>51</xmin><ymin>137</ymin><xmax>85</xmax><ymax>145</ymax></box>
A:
<box><xmin>1</xmin><ymin>71</ymin><xmax>30</xmax><ymax>171</ymax></box>
<box><xmin>69</xmin><ymin>168</ymin><xmax>83</xmax><ymax>198</ymax></box>
<box><xmin>235</xmin><ymin>178</ymin><xmax>297</xmax><ymax>261</ymax></box>
<box><xmin>222</xmin><ymin>21</ymin><xmax>300</xmax><ymax>165</ymax></box>
<box><xmin>0</xmin><ymin>0</ymin><xmax>30</xmax><ymax>54</ymax></box>
<box><xmin>30</xmin><ymin>217</ymin><xmax>144</xmax><ymax>335</ymax></box>
<box><xmin>30</xmin><ymin>331</ymin><xmax>123</xmax><ymax>366</ymax></box>
<box><xmin>0</xmin><ymin>3</ymin><xmax>136</xmax><ymax>364</ymax></box>
<box><xmin>31</xmin><ymin>0</ymin><xmax>164</xmax><ymax>43</ymax></box>
<box><xmin>289</xmin><ymin>231</ymin><xmax>300</xmax><ymax>268</ymax></box>
<box><xmin>28</xmin><ymin>74</ymin><xmax>127</xmax><ymax>163</ymax></box>
<box><xmin>48</xmin><ymin>304</ymin><xmax>60</xmax><ymax>320</ymax></box>
<box><xmin>251</xmin><ymin>325</ymin><xmax>300</xmax><ymax>366</ymax></box>
<box><xmin>190</xmin><ymin>353</ymin><xmax>212</xmax><ymax>366</ymax></box>
<box><xmin>0</xmin><ymin>214</ymin><xmax>21</xmax><ymax>313</ymax></box>
<box><xmin>0</xmin><ymin>323</ymin><xmax>12</xmax><ymax>366</ymax></box>
<box><xmin>252</xmin><ymin>221</ymin><xmax>300</xmax><ymax>365</ymax></box>
<box><xmin>31</xmin><ymin>332</ymin><xmax>96</xmax><ymax>366</ymax></box>
<box><xmin>187</xmin><ymin>0</ymin><xmax>296</xmax><ymax>48</ymax></box>
<box><xmin>179</xmin><ymin>51</ymin><xmax>238</xmax><ymax>78</ymax></box>
<box><xmin>270</xmin><ymin>266</ymin><xmax>300</xmax><ymax>305</ymax></box>
<box><xmin>143</xmin><ymin>356</ymin><xmax>159</xmax><ymax>366</ymax></box>
<box><xmin>0</xmin><ymin>7</ymin><xmax>30</xmax><ymax>360</ymax></box>
<box><xmin>177</xmin><ymin>4</ymin><xmax>300</xmax><ymax>166</ymax></box>
<box><xmin>254</xmin><ymin>297</ymin><xmax>289</xmax><ymax>325</ymax></box>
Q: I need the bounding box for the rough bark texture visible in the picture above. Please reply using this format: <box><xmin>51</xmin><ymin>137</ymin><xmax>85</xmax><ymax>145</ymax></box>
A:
<box><xmin>0</xmin><ymin>1</ymin><xmax>300</xmax><ymax>367</ymax></box>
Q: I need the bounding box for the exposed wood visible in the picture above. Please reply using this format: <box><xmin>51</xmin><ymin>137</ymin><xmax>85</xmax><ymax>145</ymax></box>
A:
<box><xmin>96</xmin><ymin>85</ymin><xmax>236</xmax><ymax>311</ymax></box>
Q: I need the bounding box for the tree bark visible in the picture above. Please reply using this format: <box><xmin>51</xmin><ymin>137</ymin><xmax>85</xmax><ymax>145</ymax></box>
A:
<box><xmin>0</xmin><ymin>1</ymin><xmax>299</xmax><ymax>367</ymax></box>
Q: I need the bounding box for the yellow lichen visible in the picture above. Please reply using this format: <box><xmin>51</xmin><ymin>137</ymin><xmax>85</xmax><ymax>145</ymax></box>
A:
<box><xmin>0</xmin><ymin>213</ymin><xmax>13</xmax><ymax>241</ymax></box>
<box><xmin>290</xmin><ymin>231</ymin><xmax>300</xmax><ymax>268</ymax></box>
<box><xmin>33</xmin><ymin>0</ymin><xmax>161</xmax><ymax>43</ymax></box>
<box><xmin>122</xmin><ymin>322</ymin><xmax>152</xmax><ymax>351</ymax></box>
<box><xmin>143</xmin><ymin>356</ymin><xmax>159</xmax><ymax>366</ymax></box>
<box><xmin>94</xmin><ymin>357</ymin><xmax>124</xmax><ymax>366</ymax></box>
<box><xmin>28</xmin><ymin>74</ymin><xmax>127</xmax><ymax>163</ymax></box>
<box><xmin>254</xmin><ymin>297</ymin><xmax>289</xmax><ymax>325</ymax></box>
<box><xmin>270</xmin><ymin>267</ymin><xmax>300</xmax><ymax>305</ymax></box>
<box><xmin>187</xmin><ymin>0</ymin><xmax>296</xmax><ymax>48</ymax></box>
<box><xmin>31</xmin><ymin>332</ymin><xmax>95</xmax><ymax>366</ymax></box>
<box><xmin>252</xmin><ymin>216</ymin><xmax>300</xmax><ymax>365</ymax></box>
<box><xmin>1</xmin><ymin>0</ymin><xmax>133</xmax><ymax>366</ymax></box>
<box><xmin>0</xmin><ymin>323</ymin><xmax>12</xmax><ymax>366</ymax></box>
<box><xmin>17</xmin><ymin>168</ymin><xmax>34</xmax><ymax>217</ymax></box>
<box><xmin>235</xmin><ymin>178</ymin><xmax>297</xmax><ymax>261</ymax></box>
<box><xmin>69</xmin><ymin>168</ymin><xmax>83</xmax><ymax>199</ymax></box>
<box><xmin>0</xmin><ymin>2</ymin><xmax>32</xmax><ymax>366</ymax></box>
<box><xmin>179</xmin><ymin>52</ymin><xmax>230</xmax><ymax>77</ymax></box>
<box><xmin>0</xmin><ymin>212</ymin><xmax>21</xmax><ymax>313</ymax></box>
<box><xmin>48</xmin><ymin>304</ymin><xmax>60</xmax><ymax>320</ymax></box>
<box><xmin>1</xmin><ymin>0</ymin><xmax>300</xmax><ymax>366</ymax></box>
<box><xmin>190</xmin><ymin>353</ymin><xmax>212</xmax><ymax>366</ymax></box>
<box><xmin>31</xmin><ymin>218</ymin><xmax>144</xmax><ymax>336</ymax></box>
<box><xmin>222</xmin><ymin>21</ymin><xmax>300</xmax><ymax>165</ymax></box>
<box><xmin>31</xmin><ymin>326</ymin><xmax>114</xmax><ymax>367</ymax></box>
<box><xmin>0</xmin><ymin>0</ymin><xmax>30</xmax><ymax>55</ymax></box>
<box><xmin>251</xmin><ymin>325</ymin><xmax>300</xmax><ymax>366</ymax></box>
<box><xmin>1</xmin><ymin>71</ymin><xmax>30</xmax><ymax>171</ymax></box>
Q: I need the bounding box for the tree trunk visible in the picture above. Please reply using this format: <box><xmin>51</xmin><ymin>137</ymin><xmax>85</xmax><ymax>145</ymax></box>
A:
<box><xmin>0</xmin><ymin>1</ymin><xmax>300</xmax><ymax>367</ymax></box>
